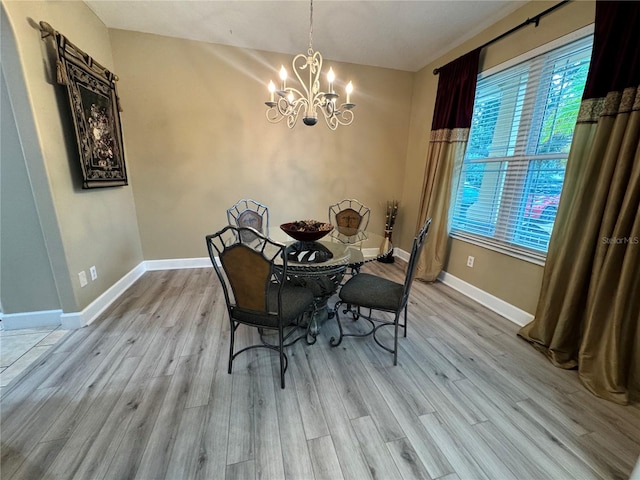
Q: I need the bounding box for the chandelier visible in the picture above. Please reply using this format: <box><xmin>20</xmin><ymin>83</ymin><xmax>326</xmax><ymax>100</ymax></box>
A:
<box><xmin>264</xmin><ymin>0</ymin><xmax>355</xmax><ymax>130</ymax></box>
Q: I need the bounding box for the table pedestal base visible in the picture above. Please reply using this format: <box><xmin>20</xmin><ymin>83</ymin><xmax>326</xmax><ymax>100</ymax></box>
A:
<box><xmin>288</xmin><ymin>267</ymin><xmax>346</xmax><ymax>337</ymax></box>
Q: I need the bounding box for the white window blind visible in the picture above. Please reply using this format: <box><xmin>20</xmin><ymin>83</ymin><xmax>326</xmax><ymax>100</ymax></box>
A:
<box><xmin>450</xmin><ymin>32</ymin><xmax>593</xmax><ymax>261</ymax></box>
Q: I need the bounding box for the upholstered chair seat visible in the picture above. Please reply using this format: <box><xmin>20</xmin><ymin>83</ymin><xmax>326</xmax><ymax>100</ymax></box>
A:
<box><xmin>232</xmin><ymin>285</ymin><xmax>314</xmax><ymax>327</ymax></box>
<box><xmin>338</xmin><ymin>273</ymin><xmax>404</xmax><ymax>312</ymax></box>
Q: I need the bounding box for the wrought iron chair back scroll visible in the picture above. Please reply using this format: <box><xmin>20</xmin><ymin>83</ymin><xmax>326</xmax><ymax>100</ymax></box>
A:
<box><xmin>329</xmin><ymin>199</ymin><xmax>371</xmax><ymax>284</ymax></box>
<box><xmin>206</xmin><ymin>225</ymin><xmax>315</xmax><ymax>388</ymax></box>
<box><xmin>226</xmin><ymin>199</ymin><xmax>270</xmax><ymax>242</ymax></box>
<box><xmin>331</xmin><ymin>218</ymin><xmax>432</xmax><ymax>365</ymax></box>
<box><xmin>328</xmin><ymin>199</ymin><xmax>371</xmax><ymax>244</ymax></box>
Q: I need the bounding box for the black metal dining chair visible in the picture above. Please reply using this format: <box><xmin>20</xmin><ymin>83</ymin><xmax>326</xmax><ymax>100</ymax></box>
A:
<box><xmin>206</xmin><ymin>225</ymin><xmax>315</xmax><ymax>388</ymax></box>
<box><xmin>227</xmin><ymin>199</ymin><xmax>270</xmax><ymax>240</ymax></box>
<box><xmin>328</xmin><ymin>198</ymin><xmax>370</xmax><ymax>242</ymax></box>
<box><xmin>330</xmin><ymin>218</ymin><xmax>431</xmax><ymax>365</ymax></box>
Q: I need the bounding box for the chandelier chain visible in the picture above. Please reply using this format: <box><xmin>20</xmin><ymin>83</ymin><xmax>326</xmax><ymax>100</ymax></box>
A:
<box><xmin>308</xmin><ymin>0</ymin><xmax>313</xmax><ymax>55</ymax></box>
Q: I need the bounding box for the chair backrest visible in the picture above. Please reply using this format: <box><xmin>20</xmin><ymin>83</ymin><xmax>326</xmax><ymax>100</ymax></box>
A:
<box><xmin>328</xmin><ymin>199</ymin><xmax>370</xmax><ymax>239</ymax></box>
<box><xmin>206</xmin><ymin>225</ymin><xmax>286</xmax><ymax>320</ymax></box>
<box><xmin>226</xmin><ymin>199</ymin><xmax>270</xmax><ymax>239</ymax></box>
<box><xmin>400</xmin><ymin>218</ymin><xmax>432</xmax><ymax>308</ymax></box>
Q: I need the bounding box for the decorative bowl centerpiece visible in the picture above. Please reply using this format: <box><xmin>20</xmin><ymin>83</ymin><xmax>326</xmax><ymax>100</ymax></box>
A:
<box><xmin>280</xmin><ymin>220</ymin><xmax>333</xmax><ymax>242</ymax></box>
<box><xmin>281</xmin><ymin>220</ymin><xmax>334</xmax><ymax>263</ymax></box>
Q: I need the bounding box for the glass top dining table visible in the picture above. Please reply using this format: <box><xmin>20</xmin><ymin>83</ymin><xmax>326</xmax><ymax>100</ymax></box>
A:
<box><xmin>272</xmin><ymin>230</ymin><xmax>391</xmax><ymax>338</ymax></box>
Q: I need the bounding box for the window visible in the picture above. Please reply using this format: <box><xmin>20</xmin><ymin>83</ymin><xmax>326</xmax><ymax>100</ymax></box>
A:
<box><xmin>450</xmin><ymin>31</ymin><xmax>593</xmax><ymax>261</ymax></box>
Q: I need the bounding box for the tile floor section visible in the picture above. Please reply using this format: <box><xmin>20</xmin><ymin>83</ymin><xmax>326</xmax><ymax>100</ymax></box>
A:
<box><xmin>0</xmin><ymin>324</ymin><xmax>69</xmax><ymax>395</ymax></box>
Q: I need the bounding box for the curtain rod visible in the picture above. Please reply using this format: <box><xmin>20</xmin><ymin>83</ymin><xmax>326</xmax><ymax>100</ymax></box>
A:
<box><xmin>39</xmin><ymin>21</ymin><xmax>119</xmax><ymax>81</ymax></box>
<box><xmin>433</xmin><ymin>0</ymin><xmax>570</xmax><ymax>75</ymax></box>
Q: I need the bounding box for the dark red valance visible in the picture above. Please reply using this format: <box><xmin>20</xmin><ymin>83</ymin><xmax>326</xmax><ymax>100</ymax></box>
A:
<box><xmin>431</xmin><ymin>48</ymin><xmax>481</xmax><ymax>131</ymax></box>
<box><xmin>583</xmin><ymin>1</ymin><xmax>640</xmax><ymax>100</ymax></box>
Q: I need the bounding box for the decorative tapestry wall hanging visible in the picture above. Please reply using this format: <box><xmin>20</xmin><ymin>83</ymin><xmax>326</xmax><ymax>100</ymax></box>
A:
<box><xmin>40</xmin><ymin>21</ymin><xmax>127</xmax><ymax>188</ymax></box>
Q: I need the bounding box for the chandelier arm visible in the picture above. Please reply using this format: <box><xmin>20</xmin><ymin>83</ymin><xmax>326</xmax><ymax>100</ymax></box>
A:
<box><xmin>282</xmin><ymin>86</ymin><xmax>305</xmax><ymax>100</ymax></box>
<box><xmin>320</xmin><ymin>102</ymin><xmax>354</xmax><ymax>130</ymax></box>
<box><xmin>338</xmin><ymin>109</ymin><xmax>354</xmax><ymax>125</ymax></box>
<box><xmin>292</xmin><ymin>53</ymin><xmax>312</xmax><ymax>100</ymax></box>
<box><xmin>312</xmin><ymin>94</ymin><xmax>328</xmax><ymax>119</ymax></box>
<box><xmin>266</xmin><ymin>107</ymin><xmax>286</xmax><ymax>124</ymax></box>
<box><xmin>288</xmin><ymin>99</ymin><xmax>308</xmax><ymax>128</ymax></box>
<box><xmin>287</xmin><ymin>97</ymin><xmax>308</xmax><ymax>128</ymax></box>
<box><xmin>310</xmin><ymin>51</ymin><xmax>322</xmax><ymax>98</ymax></box>
<box><xmin>275</xmin><ymin>96</ymin><xmax>292</xmax><ymax>117</ymax></box>
<box><xmin>311</xmin><ymin>90</ymin><xmax>324</xmax><ymax>105</ymax></box>
<box><xmin>292</xmin><ymin>97</ymin><xmax>309</xmax><ymax>114</ymax></box>
<box><xmin>324</xmin><ymin>97</ymin><xmax>335</xmax><ymax>115</ymax></box>
<box><xmin>287</xmin><ymin>115</ymin><xmax>297</xmax><ymax>129</ymax></box>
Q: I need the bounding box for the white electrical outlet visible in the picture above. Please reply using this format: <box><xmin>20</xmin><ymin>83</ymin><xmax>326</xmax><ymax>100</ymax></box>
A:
<box><xmin>79</xmin><ymin>271</ymin><xmax>88</xmax><ymax>287</ymax></box>
<box><xmin>90</xmin><ymin>266</ymin><xmax>97</xmax><ymax>281</ymax></box>
<box><xmin>466</xmin><ymin>255</ymin><xmax>475</xmax><ymax>268</ymax></box>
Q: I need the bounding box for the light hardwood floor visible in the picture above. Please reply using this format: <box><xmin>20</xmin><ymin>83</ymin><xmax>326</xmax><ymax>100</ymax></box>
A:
<box><xmin>1</xmin><ymin>262</ymin><xmax>639</xmax><ymax>480</ymax></box>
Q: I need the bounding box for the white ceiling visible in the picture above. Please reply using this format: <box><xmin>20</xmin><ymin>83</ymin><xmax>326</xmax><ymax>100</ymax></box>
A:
<box><xmin>85</xmin><ymin>0</ymin><xmax>527</xmax><ymax>72</ymax></box>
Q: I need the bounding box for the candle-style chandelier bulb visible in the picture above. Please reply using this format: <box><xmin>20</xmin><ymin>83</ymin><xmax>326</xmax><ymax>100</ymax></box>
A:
<box><xmin>267</xmin><ymin>80</ymin><xmax>276</xmax><ymax>104</ymax></box>
<box><xmin>327</xmin><ymin>67</ymin><xmax>335</xmax><ymax>93</ymax></box>
<box><xmin>345</xmin><ymin>81</ymin><xmax>354</xmax><ymax>107</ymax></box>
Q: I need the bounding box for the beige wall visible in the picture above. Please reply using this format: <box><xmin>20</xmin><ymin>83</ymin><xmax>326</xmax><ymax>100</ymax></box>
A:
<box><xmin>109</xmin><ymin>30</ymin><xmax>414</xmax><ymax>260</ymax></box>
<box><xmin>401</xmin><ymin>0</ymin><xmax>595</xmax><ymax>313</ymax></box>
<box><xmin>2</xmin><ymin>0</ymin><xmax>143</xmax><ymax>313</ymax></box>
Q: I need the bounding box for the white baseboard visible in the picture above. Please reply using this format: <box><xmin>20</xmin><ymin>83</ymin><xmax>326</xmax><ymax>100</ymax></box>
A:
<box><xmin>144</xmin><ymin>257</ymin><xmax>211</xmax><ymax>270</ymax></box>
<box><xmin>1</xmin><ymin>309</ymin><xmax>63</xmax><ymax>330</ymax></box>
<box><xmin>62</xmin><ymin>262</ymin><xmax>148</xmax><ymax>329</ymax></box>
<box><xmin>437</xmin><ymin>271</ymin><xmax>534</xmax><ymax>327</ymax></box>
<box><xmin>4</xmin><ymin>263</ymin><xmax>148</xmax><ymax>331</ymax></box>
<box><xmin>394</xmin><ymin>247</ymin><xmax>410</xmax><ymax>263</ymax></box>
